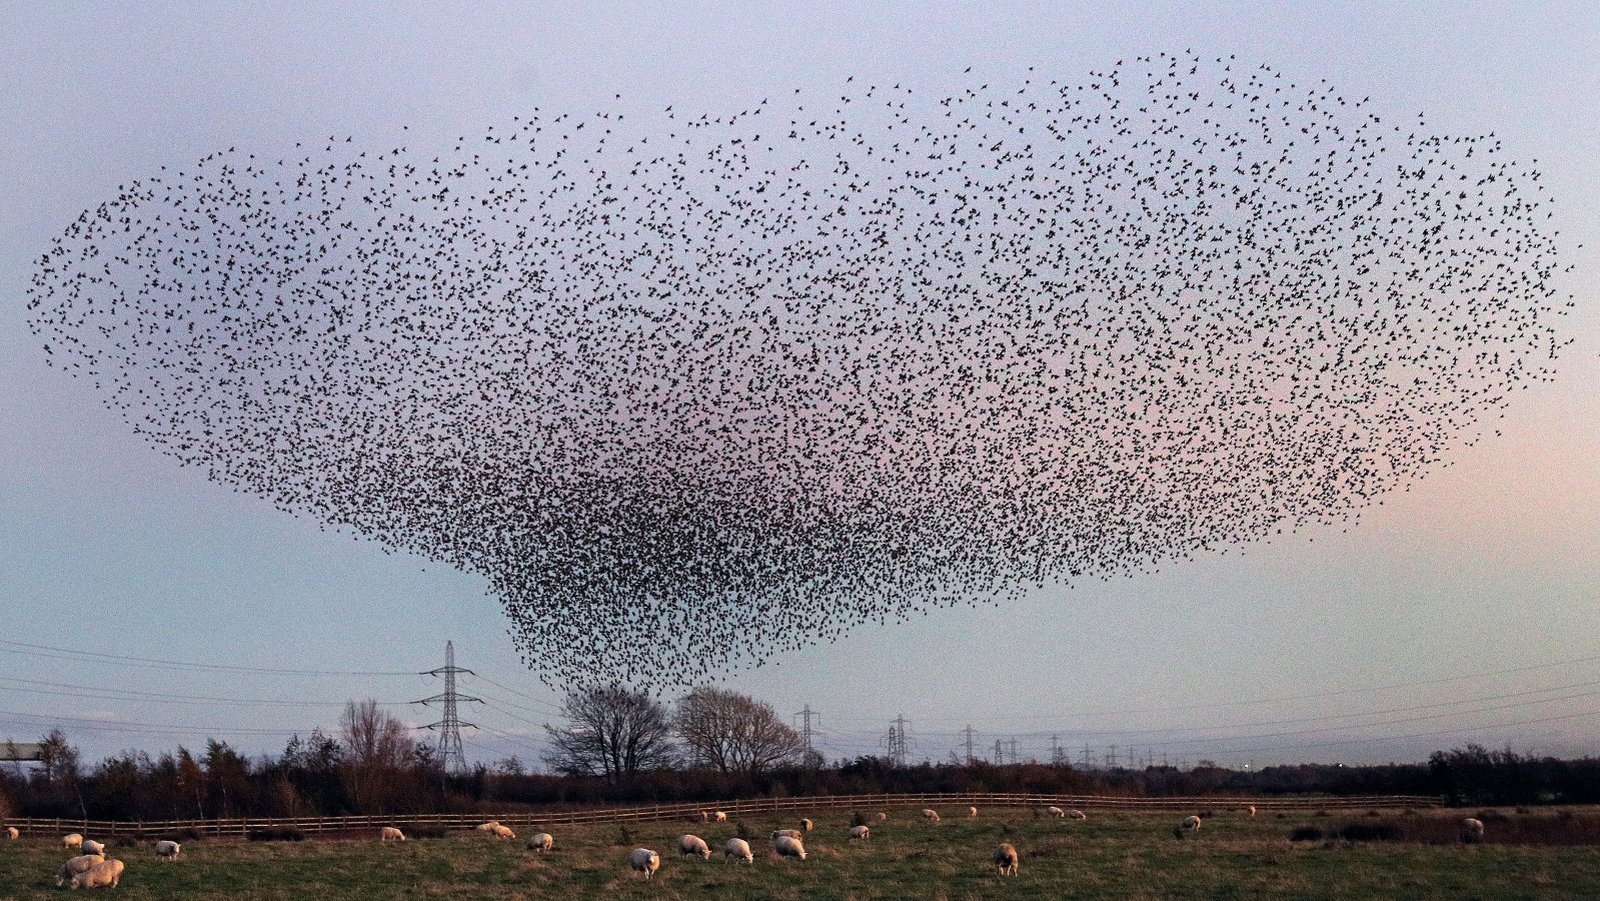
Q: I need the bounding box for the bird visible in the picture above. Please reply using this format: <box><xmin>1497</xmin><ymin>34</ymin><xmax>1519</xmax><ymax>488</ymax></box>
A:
<box><xmin>24</xmin><ymin>52</ymin><xmax>1573</xmax><ymax>688</ymax></box>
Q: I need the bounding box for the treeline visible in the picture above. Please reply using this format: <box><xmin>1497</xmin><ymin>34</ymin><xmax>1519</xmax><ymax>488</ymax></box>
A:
<box><xmin>2</xmin><ymin>686</ymin><xmax>1596</xmax><ymax>822</ymax></box>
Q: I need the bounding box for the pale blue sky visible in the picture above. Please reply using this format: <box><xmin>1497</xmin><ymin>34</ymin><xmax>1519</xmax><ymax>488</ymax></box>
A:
<box><xmin>2</xmin><ymin>0</ymin><xmax>1597</xmax><ymax>769</ymax></box>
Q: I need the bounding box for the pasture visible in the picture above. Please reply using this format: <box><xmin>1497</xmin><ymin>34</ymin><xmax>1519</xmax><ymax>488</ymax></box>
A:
<box><xmin>5</xmin><ymin>806</ymin><xmax>1600</xmax><ymax>899</ymax></box>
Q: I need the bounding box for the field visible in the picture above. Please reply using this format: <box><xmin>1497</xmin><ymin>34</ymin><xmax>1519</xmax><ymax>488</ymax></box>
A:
<box><xmin>6</xmin><ymin>806</ymin><xmax>1600</xmax><ymax>899</ymax></box>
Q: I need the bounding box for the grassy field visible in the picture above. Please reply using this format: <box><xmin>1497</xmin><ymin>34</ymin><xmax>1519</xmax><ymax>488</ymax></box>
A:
<box><xmin>5</xmin><ymin>806</ymin><xmax>1599</xmax><ymax>899</ymax></box>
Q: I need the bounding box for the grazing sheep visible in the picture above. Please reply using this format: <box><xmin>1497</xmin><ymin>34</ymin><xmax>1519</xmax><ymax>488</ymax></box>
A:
<box><xmin>1462</xmin><ymin>817</ymin><xmax>1485</xmax><ymax>843</ymax></box>
<box><xmin>876</xmin><ymin>812</ymin><xmax>888</xmax><ymax>822</ymax></box>
<box><xmin>679</xmin><ymin>834</ymin><xmax>711</xmax><ymax>859</ymax></box>
<box><xmin>475</xmin><ymin>821</ymin><xmax>500</xmax><ymax>834</ymax></box>
<box><xmin>724</xmin><ymin>837</ymin><xmax>753</xmax><ymax>863</ymax></box>
<box><xmin>63</xmin><ymin>833</ymin><xmax>84</xmax><ymax>849</ymax></box>
<box><xmin>994</xmin><ymin>842</ymin><xmax>1019</xmax><ymax>877</ymax></box>
<box><xmin>528</xmin><ymin>832</ymin><xmax>554</xmax><ymax>853</ymax></box>
<box><xmin>6</xmin><ymin>826</ymin><xmax>18</xmax><ymax>840</ymax></box>
<box><xmin>713</xmin><ymin>811</ymin><xmax>728</xmax><ymax>822</ymax></box>
<box><xmin>799</xmin><ymin>818</ymin><xmax>813</xmax><ymax>833</ymax></box>
<box><xmin>154</xmin><ymin>840</ymin><xmax>181</xmax><ymax>861</ymax></box>
<box><xmin>71</xmin><ymin>858</ymin><xmax>125</xmax><ymax>890</ymax></box>
<box><xmin>492</xmin><ymin>824</ymin><xmax>516</xmax><ymax>840</ymax></box>
<box><xmin>1068</xmin><ymin>809</ymin><xmax>1087</xmax><ymax>820</ymax></box>
<box><xmin>849</xmin><ymin>825</ymin><xmax>869</xmax><ymax>841</ymax></box>
<box><xmin>1045</xmin><ymin>806</ymin><xmax>1065</xmax><ymax>818</ymax></box>
<box><xmin>1247</xmin><ymin>805</ymin><xmax>1257</xmax><ymax>817</ymax></box>
<box><xmin>81</xmin><ymin>839</ymin><xmax>105</xmax><ymax>856</ymax></box>
<box><xmin>1175</xmin><ymin>815</ymin><xmax>1202</xmax><ymax>839</ymax></box>
<box><xmin>379</xmin><ymin>826</ymin><xmax>406</xmax><ymax>842</ymax></box>
<box><xmin>921</xmin><ymin>808</ymin><xmax>941</xmax><ymax>823</ymax></box>
<box><xmin>630</xmin><ymin>847</ymin><xmax>660</xmax><ymax>878</ymax></box>
<box><xmin>968</xmin><ymin>806</ymin><xmax>978</xmax><ymax>818</ymax></box>
<box><xmin>773</xmin><ymin>834</ymin><xmax>806</xmax><ymax>860</ymax></box>
<box><xmin>771</xmin><ymin>829</ymin><xmax>803</xmax><ymax>840</ymax></box>
<box><xmin>56</xmin><ymin>854</ymin><xmax>105</xmax><ymax>887</ymax></box>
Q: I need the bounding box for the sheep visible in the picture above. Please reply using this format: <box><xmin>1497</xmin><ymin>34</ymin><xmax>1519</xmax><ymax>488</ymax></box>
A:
<box><xmin>629</xmin><ymin>847</ymin><xmax>660</xmax><ymax>878</ymax></box>
<box><xmin>1175</xmin><ymin>815</ymin><xmax>1202</xmax><ymax>839</ymax></box>
<box><xmin>1045</xmin><ymin>806</ymin><xmax>1065</xmax><ymax>818</ymax></box>
<box><xmin>492</xmin><ymin>824</ymin><xmax>516</xmax><ymax>840</ymax></box>
<box><xmin>56</xmin><ymin>854</ymin><xmax>105</xmax><ymax>888</ymax></box>
<box><xmin>1068</xmin><ymin>809</ymin><xmax>1087</xmax><ymax>820</ymax></box>
<box><xmin>994</xmin><ymin>842</ymin><xmax>1019</xmax><ymax>877</ymax></box>
<box><xmin>475</xmin><ymin>820</ymin><xmax>500</xmax><ymax>834</ymax></box>
<box><xmin>71</xmin><ymin>858</ymin><xmax>125</xmax><ymax>890</ymax></box>
<box><xmin>679</xmin><ymin>834</ymin><xmax>711</xmax><ymax>859</ymax></box>
<box><xmin>968</xmin><ymin>806</ymin><xmax>978</xmax><ymax>818</ymax></box>
<box><xmin>1247</xmin><ymin>805</ymin><xmax>1257</xmax><ymax>817</ymax></box>
<box><xmin>876</xmin><ymin>811</ymin><xmax>888</xmax><ymax>822</ymax></box>
<box><xmin>773</xmin><ymin>834</ymin><xmax>806</xmax><ymax>860</ymax></box>
<box><xmin>1462</xmin><ymin>817</ymin><xmax>1485</xmax><ymax>843</ymax></box>
<box><xmin>379</xmin><ymin>826</ymin><xmax>406</xmax><ymax>842</ymax></box>
<box><xmin>921</xmin><ymin>808</ymin><xmax>941</xmax><ymax>823</ymax></box>
<box><xmin>5</xmin><ymin>825</ymin><xmax>17</xmax><ymax>840</ymax></box>
<box><xmin>528</xmin><ymin>832</ymin><xmax>554</xmax><ymax>853</ymax></box>
<box><xmin>63</xmin><ymin>832</ymin><xmax>84</xmax><ymax>849</ymax></box>
<box><xmin>81</xmin><ymin>839</ymin><xmax>105</xmax><ymax>856</ymax></box>
<box><xmin>713</xmin><ymin>811</ymin><xmax>728</xmax><ymax>822</ymax></box>
<box><xmin>154</xmin><ymin>840</ymin><xmax>181</xmax><ymax>861</ymax></box>
<box><xmin>799</xmin><ymin>817</ymin><xmax>813</xmax><ymax>833</ymax></box>
<box><xmin>723</xmin><ymin>837</ymin><xmax>753</xmax><ymax>863</ymax></box>
<box><xmin>849</xmin><ymin>825</ymin><xmax>869</xmax><ymax>841</ymax></box>
<box><xmin>771</xmin><ymin>828</ymin><xmax>803</xmax><ymax>841</ymax></box>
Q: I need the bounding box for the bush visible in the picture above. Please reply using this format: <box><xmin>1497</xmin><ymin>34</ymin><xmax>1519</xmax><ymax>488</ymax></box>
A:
<box><xmin>401</xmin><ymin>823</ymin><xmax>448</xmax><ymax>839</ymax></box>
<box><xmin>1289</xmin><ymin>826</ymin><xmax>1324</xmax><ymax>842</ymax></box>
<box><xmin>246</xmin><ymin>826</ymin><xmax>304</xmax><ymax>842</ymax></box>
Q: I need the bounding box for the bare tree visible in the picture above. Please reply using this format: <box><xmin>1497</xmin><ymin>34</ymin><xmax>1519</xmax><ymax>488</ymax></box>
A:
<box><xmin>542</xmin><ymin>686</ymin><xmax>676</xmax><ymax>781</ymax></box>
<box><xmin>338</xmin><ymin>698</ymin><xmax>417</xmax><ymax>811</ymax></box>
<box><xmin>676</xmin><ymin>687</ymin><xmax>805</xmax><ymax>776</ymax></box>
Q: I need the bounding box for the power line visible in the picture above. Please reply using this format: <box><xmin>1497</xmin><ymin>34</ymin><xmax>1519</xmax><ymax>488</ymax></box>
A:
<box><xmin>0</xmin><ymin>637</ymin><xmax>417</xmax><ymax>676</ymax></box>
<box><xmin>0</xmin><ymin>675</ymin><xmax>405</xmax><ymax>708</ymax></box>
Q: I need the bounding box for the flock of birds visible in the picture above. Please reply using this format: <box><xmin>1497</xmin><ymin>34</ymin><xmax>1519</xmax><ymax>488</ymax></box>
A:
<box><xmin>27</xmin><ymin>53</ymin><xmax>1571</xmax><ymax>686</ymax></box>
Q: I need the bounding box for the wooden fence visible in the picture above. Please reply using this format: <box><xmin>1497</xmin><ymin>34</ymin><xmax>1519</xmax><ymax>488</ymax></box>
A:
<box><xmin>3</xmin><ymin>792</ymin><xmax>1440</xmax><ymax>837</ymax></box>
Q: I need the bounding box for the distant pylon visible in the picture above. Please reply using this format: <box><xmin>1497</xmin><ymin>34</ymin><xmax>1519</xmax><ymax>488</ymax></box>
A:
<box><xmin>796</xmin><ymin>704</ymin><xmax>821</xmax><ymax>765</ymax></box>
<box><xmin>416</xmin><ymin>640</ymin><xmax>482</xmax><ymax>776</ymax></box>
<box><xmin>963</xmin><ymin>724</ymin><xmax>977</xmax><ymax>764</ymax></box>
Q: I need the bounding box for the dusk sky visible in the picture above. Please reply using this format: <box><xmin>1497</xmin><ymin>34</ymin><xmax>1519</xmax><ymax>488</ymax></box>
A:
<box><xmin>3</xmin><ymin>1</ymin><xmax>1597</xmax><ymax>770</ymax></box>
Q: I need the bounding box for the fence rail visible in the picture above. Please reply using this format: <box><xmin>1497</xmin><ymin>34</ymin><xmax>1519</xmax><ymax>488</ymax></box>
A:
<box><xmin>3</xmin><ymin>792</ymin><xmax>1441</xmax><ymax>836</ymax></box>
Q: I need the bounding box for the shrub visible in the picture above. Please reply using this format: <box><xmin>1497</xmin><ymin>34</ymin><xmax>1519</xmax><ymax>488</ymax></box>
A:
<box><xmin>401</xmin><ymin>823</ymin><xmax>448</xmax><ymax>839</ymax></box>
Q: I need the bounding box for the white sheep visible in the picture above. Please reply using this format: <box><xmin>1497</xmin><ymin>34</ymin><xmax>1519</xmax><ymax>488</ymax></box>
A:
<box><xmin>724</xmin><ymin>837</ymin><xmax>753</xmax><ymax>863</ymax></box>
<box><xmin>154</xmin><ymin>840</ymin><xmax>181</xmax><ymax>861</ymax></box>
<box><xmin>1068</xmin><ymin>809</ymin><xmax>1087</xmax><ymax>820</ymax></box>
<box><xmin>1462</xmin><ymin>817</ymin><xmax>1485</xmax><ymax>842</ymax></box>
<box><xmin>713</xmin><ymin>811</ymin><xmax>728</xmax><ymax>822</ymax></box>
<box><xmin>771</xmin><ymin>828</ymin><xmax>803</xmax><ymax>841</ymax></box>
<box><xmin>968</xmin><ymin>806</ymin><xmax>978</xmax><ymax>818</ymax></box>
<box><xmin>876</xmin><ymin>812</ymin><xmax>888</xmax><ymax>822</ymax></box>
<box><xmin>71</xmin><ymin>858</ymin><xmax>124</xmax><ymax>890</ymax></box>
<box><xmin>56</xmin><ymin>854</ymin><xmax>105</xmax><ymax>887</ymax></box>
<box><xmin>528</xmin><ymin>832</ymin><xmax>554</xmax><ymax>853</ymax></box>
<box><xmin>799</xmin><ymin>817</ymin><xmax>813</xmax><ymax>832</ymax></box>
<box><xmin>475</xmin><ymin>820</ymin><xmax>500</xmax><ymax>834</ymax></box>
<box><xmin>1175</xmin><ymin>814</ymin><xmax>1202</xmax><ymax>839</ymax></box>
<box><xmin>921</xmin><ymin>808</ymin><xmax>941</xmax><ymax>823</ymax></box>
<box><xmin>5</xmin><ymin>825</ymin><xmax>17</xmax><ymax>840</ymax></box>
<box><xmin>679</xmin><ymin>834</ymin><xmax>711</xmax><ymax>859</ymax></box>
<box><xmin>63</xmin><ymin>832</ymin><xmax>84</xmax><ymax>849</ymax></box>
<box><xmin>81</xmin><ymin>839</ymin><xmax>105</xmax><ymax>856</ymax></box>
<box><xmin>994</xmin><ymin>842</ymin><xmax>1019</xmax><ymax>877</ymax></box>
<box><xmin>1247</xmin><ymin>805</ymin><xmax>1257</xmax><ymax>817</ymax></box>
<box><xmin>492</xmin><ymin>824</ymin><xmax>516</xmax><ymax>840</ymax></box>
<box><xmin>1045</xmin><ymin>806</ymin><xmax>1065</xmax><ymax>818</ymax></box>
<box><xmin>773</xmin><ymin>834</ymin><xmax>806</xmax><ymax>860</ymax></box>
<box><xmin>630</xmin><ymin>847</ymin><xmax>660</xmax><ymax>878</ymax></box>
<box><xmin>849</xmin><ymin>825</ymin><xmax>869</xmax><ymax>841</ymax></box>
<box><xmin>379</xmin><ymin>826</ymin><xmax>406</xmax><ymax>842</ymax></box>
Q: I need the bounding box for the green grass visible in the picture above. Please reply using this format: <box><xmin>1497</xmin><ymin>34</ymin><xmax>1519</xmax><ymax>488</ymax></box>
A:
<box><xmin>4</xmin><ymin>807</ymin><xmax>1598</xmax><ymax>899</ymax></box>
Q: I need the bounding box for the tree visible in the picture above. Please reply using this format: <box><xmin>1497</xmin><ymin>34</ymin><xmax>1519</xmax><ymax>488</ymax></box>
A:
<box><xmin>338</xmin><ymin>699</ymin><xmax>418</xmax><ymax>812</ymax></box>
<box><xmin>542</xmin><ymin>686</ymin><xmax>676</xmax><ymax>782</ymax></box>
<box><xmin>675</xmin><ymin>686</ymin><xmax>805</xmax><ymax>776</ymax></box>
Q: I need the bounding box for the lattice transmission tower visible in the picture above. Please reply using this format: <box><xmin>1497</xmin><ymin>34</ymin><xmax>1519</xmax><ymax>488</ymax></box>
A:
<box><xmin>416</xmin><ymin>640</ymin><xmax>482</xmax><ymax>776</ymax></box>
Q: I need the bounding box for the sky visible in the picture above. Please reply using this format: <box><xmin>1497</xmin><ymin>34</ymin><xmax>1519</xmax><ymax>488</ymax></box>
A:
<box><xmin>2</xmin><ymin>0</ymin><xmax>1598</xmax><ymax>771</ymax></box>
